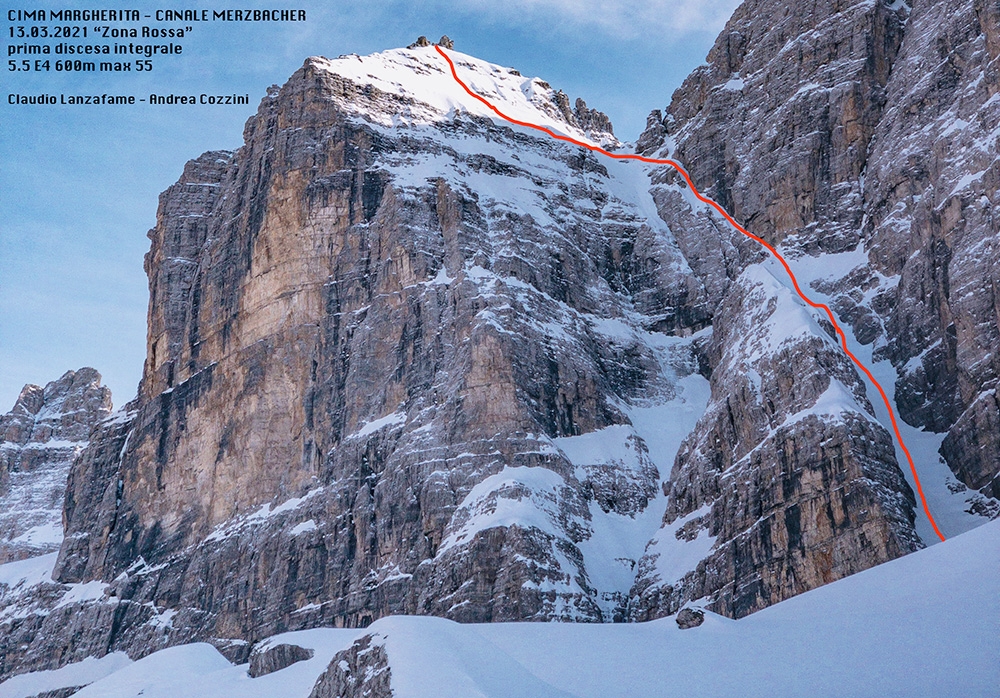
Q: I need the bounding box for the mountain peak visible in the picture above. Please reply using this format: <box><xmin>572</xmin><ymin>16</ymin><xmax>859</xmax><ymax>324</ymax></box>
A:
<box><xmin>306</xmin><ymin>45</ymin><xmax>618</xmax><ymax>147</ymax></box>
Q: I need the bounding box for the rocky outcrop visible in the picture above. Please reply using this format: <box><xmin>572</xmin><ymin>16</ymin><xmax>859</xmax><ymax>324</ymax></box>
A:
<box><xmin>0</xmin><ymin>369</ymin><xmax>112</xmax><ymax>563</ymax></box>
<box><xmin>309</xmin><ymin>634</ymin><xmax>391</xmax><ymax>698</ymax></box>
<box><xmin>675</xmin><ymin>607</ymin><xmax>704</xmax><ymax>629</ymax></box>
<box><xmin>27</xmin><ymin>688</ymin><xmax>86</xmax><ymax>698</ymax></box>
<box><xmin>573</xmin><ymin>98</ymin><xmax>615</xmax><ymax>137</ymax></box>
<box><xmin>941</xmin><ymin>391</ymin><xmax>1000</xmax><ymax>498</ymax></box>
<box><xmin>248</xmin><ymin>641</ymin><xmax>314</xmax><ymax>677</ymax></box>
<box><xmin>0</xmin><ymin>369</ymin><xmax>111</xmax><ymax>476</ymax></box>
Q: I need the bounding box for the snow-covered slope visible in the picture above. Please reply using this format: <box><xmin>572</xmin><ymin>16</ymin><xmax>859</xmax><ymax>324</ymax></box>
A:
<box><xmin>3</xmin><ymin>517</ymin><xmax>995</xmax><ymax>698</ymax></box>
<box><xmin>312</xmin><ymin>46</ymin><xmax>618</xmax><ymax>147</ymax></box>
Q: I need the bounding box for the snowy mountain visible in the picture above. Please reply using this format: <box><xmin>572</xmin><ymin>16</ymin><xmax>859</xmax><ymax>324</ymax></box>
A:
<box><xmin>2</xmin><ymin>0</ymin><xmax>1000</xmax><ymax>690</ymax></box>
<box><xmin>0</xmin><ymin>369</ymin><xmax>112</xmax><ymax>563</ymax></box>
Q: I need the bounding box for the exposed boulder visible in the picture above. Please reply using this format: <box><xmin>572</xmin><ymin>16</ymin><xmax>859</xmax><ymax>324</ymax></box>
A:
<box><xmin>248</xmin><ymin>642</ymin><xmax>315</xmax><ymax>678</ymax></box>
<box><xmin>675</xmin><ymin>607</ymin><xmax>704</xmax><ymax>629</ymax></box>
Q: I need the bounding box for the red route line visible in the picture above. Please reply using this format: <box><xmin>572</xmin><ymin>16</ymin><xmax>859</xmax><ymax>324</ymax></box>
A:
<box><xmin>434</xmin><ymin>44</ymin><xmax>947</xmax><ymax>542</ymax></box>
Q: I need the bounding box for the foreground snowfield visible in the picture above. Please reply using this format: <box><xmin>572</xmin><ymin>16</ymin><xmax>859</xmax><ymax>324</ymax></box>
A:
<box><xmin>3</xmin><ymin>517</ymin><xmax>996</xmax><ymax>698</ymax></box>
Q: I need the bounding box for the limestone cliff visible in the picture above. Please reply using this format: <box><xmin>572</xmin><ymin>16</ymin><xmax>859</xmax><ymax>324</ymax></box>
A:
<box><xmin>640</xmin><ymin>0</ymin><xmax>1000</xmax><ymax>502</ymax></box>
<box><xmin>6</xmin><ymin>47</ymin><xmax>728</xmax><ymax>677</ymax></box>
<box><xmin>0</xmin><ymin>369</ymin><xmax>112</xmax><ymax>563</ymax></box>
<box><xmin>2</xmin><ymin>0</ymin><xmax>998</xmax><ymax>680</ymax></box>
<box><xmin>630</xmin><ymin>0</ymin><xmax>999</xmax><ymax>619</ymax></box>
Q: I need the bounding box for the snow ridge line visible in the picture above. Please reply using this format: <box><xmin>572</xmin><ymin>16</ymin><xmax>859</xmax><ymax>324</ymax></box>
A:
<box><xmin>433</xmin><ymin>44</ymin><xmax>947</xmax><ymax>542</ymax></box>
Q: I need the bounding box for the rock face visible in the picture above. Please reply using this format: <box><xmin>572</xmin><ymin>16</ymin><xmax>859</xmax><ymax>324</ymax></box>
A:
<box><xmin>640</xmin><ymin>0</ymin><xmax>1000</xmax><ymax>500</ymax></box>
<box><xmin>629</xmin><ymin>0</ymin><xmax>999</xmax><ymax>619</ymax></box>
<box><xmin>3</xmin><ymin>0</ymin><xmax>998</xmax><ymax>678</ymax></box>
<box><xmin>54</xmin><ymin>51</ymin><xmax>657</xmax><ymax>629</ymax></box>
<box><xmin>867</xmin><ymin>0</ymin><xmax>1000</xmax><ymax>500</ymax></box>
<box><xmin>6</xmin><ymin>47</ymin><xmax>728</xmax><ymax>677</ymax></box>
<box><xmin>629</xmin><ymin>267</ymin><xmax>920</xmax><ymax>619</ymax></box>
<box><xmin>0</xmin><ymin>369</ymin><xmax>112</xmax><ymax>563</ymax></box>
<box><xmin>309</xmin><ymin>634</ymin><xmax>391</xmax><ymax>698</ymax></box>
<box><xmin>650</xmin><ymin>0</ymin><xmax>909</xmax><ymax>255</ymax></box>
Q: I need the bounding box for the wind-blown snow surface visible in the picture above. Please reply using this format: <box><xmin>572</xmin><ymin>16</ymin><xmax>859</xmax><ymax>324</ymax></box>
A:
<box><xmin>2</xmin><ymin>518</ymin><xmax>995</xmax><ymax>698</ymax></box>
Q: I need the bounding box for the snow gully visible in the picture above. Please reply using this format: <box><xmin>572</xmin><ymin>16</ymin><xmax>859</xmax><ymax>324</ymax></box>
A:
<box><xmin>431</xmin><ymin>44</ymin><xmax>948</xmax><ymax>542</ymax></box>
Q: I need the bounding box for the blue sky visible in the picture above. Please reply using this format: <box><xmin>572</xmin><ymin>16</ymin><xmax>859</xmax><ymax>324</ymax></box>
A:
<box><xmin>0</xmin><ymin>0</ymin><xmax>739</xmax><ymax>409</ymax></box>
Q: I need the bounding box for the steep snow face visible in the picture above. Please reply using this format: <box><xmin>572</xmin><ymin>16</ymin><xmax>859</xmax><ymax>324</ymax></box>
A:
<box><xmin>3</xmin><ymin>518</ymin><xmax>996</xmax><ymax>698</ymax></box>
<box><xmin>311</xmin><ymin>46</ymin><xmax>619</xmax><ymax>147</ymax></box>
<box><xmin>772</xmin><ymin>249</ymin><xmax>996</xmax><ymax>542</ymax></box>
